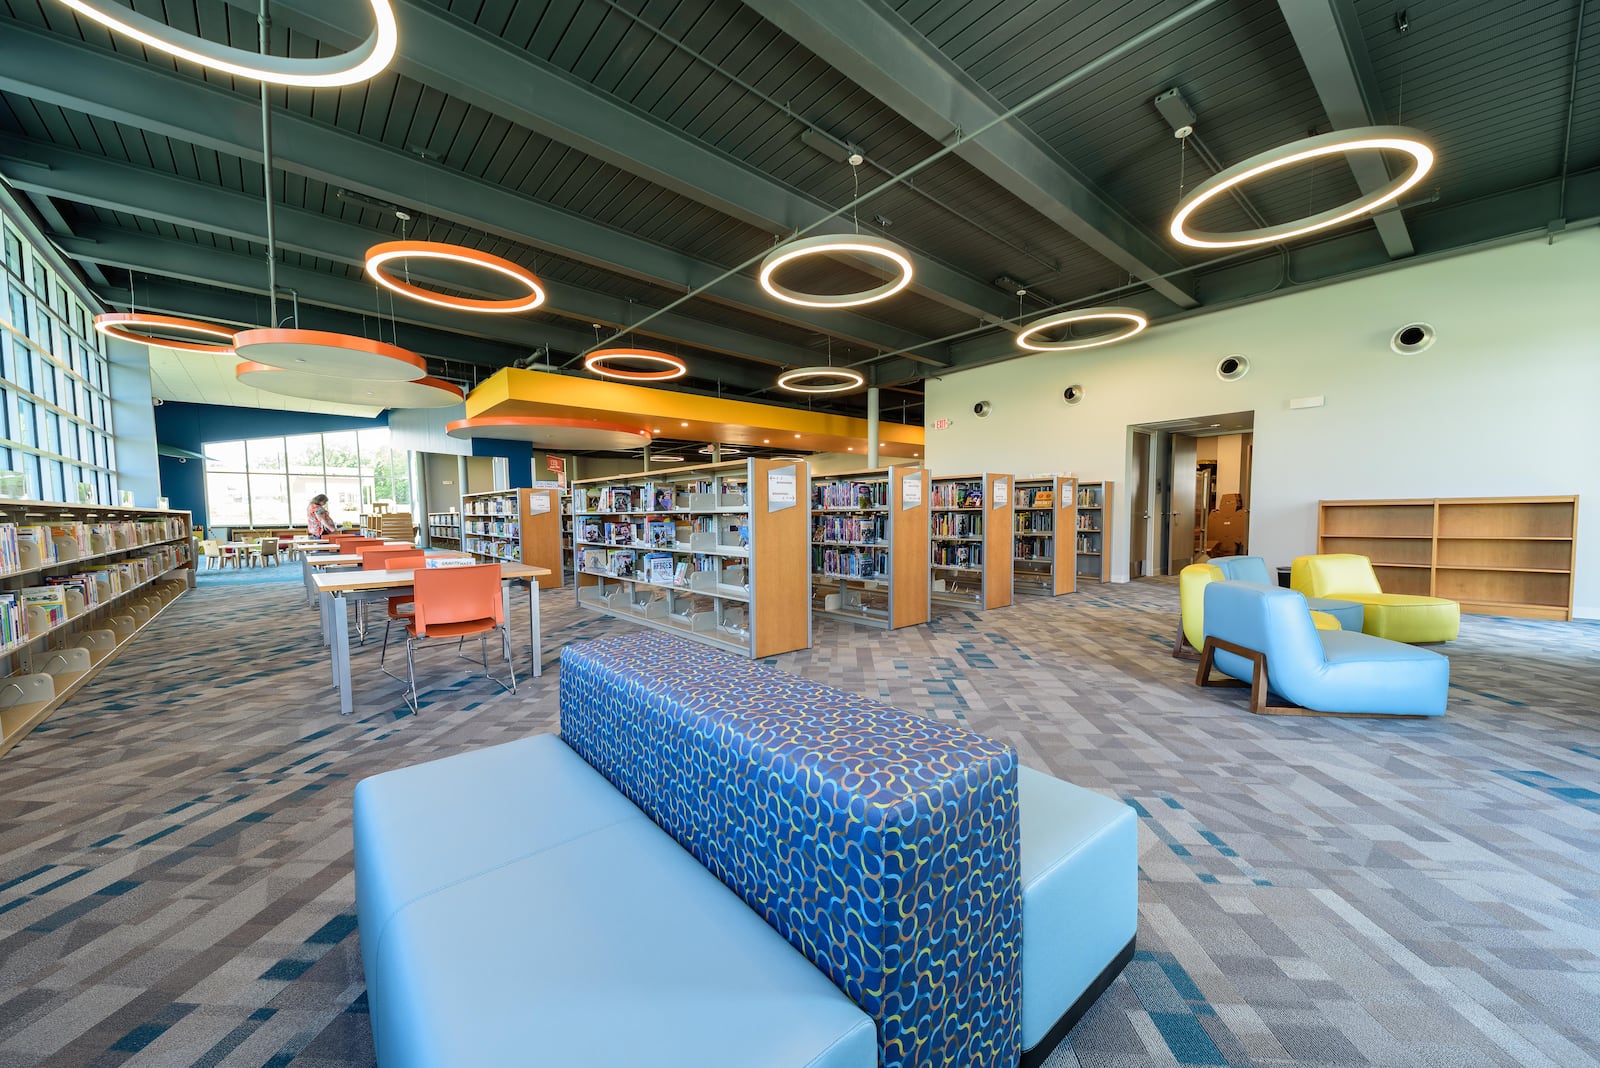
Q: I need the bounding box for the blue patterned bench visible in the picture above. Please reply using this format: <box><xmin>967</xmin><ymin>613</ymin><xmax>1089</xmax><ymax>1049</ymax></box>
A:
<box><xmin>561</xmin><ymin>632</ymin><xmax>1137</xmax><ymax>1067</ymax></box>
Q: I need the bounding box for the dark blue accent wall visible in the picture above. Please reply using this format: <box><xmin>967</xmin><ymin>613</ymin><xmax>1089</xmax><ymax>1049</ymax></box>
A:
<box><xmin>470</xmin><ymin>437</ymin><xmax>533</xmax><ymax>488</ymax></box>
<box><xmin>154</xmin><ymin>402</ymin><xmax>388</xmax><ymax>530</ymax></box>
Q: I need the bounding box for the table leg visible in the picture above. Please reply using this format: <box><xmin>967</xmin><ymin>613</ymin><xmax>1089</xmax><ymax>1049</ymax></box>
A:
<box><xmin>333</xmin><ymin>590</ymin><xmax>353</xmax><ymax>715</ymax></box>
<box><xmin>528</xmin><ymin>579</ymin><xmax>542</xmax><ymax>678</ymax></box>
<box><xmin>302</xmin><ymin>554</ymin><xmax>316</xmax><ymax>607</ymax></box>
<box><xmin>322</xmin><ymin>587</ymin><xmax>338</xmax><ymax>684</ymax></box>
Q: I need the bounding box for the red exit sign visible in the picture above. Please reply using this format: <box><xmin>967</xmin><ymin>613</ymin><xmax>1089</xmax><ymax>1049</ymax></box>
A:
<box><xmin>931</xmin><ymin>418</ymin><xmax>953</xmax><ymax>430</ymax></box>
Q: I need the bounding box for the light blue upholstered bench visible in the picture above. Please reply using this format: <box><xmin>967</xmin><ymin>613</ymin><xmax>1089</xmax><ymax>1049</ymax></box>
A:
<box><xmin>354</xmin><ymin>632</ymin><xmax>1137</xmax><ymax>1067</ymax></box>
<box><xmin>353</xmin><ymin>733</ymin><xmax>876</xmax><ymax>1067</ymax></box>
<box><xmin>1199</xmin><ymin>581</ymin><xmax>1449</xmax><ymax>717</ymax></box>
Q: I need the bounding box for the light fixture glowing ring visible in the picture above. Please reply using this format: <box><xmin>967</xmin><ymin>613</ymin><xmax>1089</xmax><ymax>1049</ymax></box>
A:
<box><xmin>365</xmin><ymin>241</ymin><xmax>546</xmax><ymax>314</ymax></box>
<box><xmin>582</xmin><ymin>348</ymin><xmax>688</xmax><ymax>381</ymax></box>
<box><xmin>1014</xmin><ymin>308</ymin><xmax>1149</xmax><ymax>352</ymax></box>
<box><xmin>1169</xmin><ymin>126</ymin><xmax>1435</xmax><ymax>250</ymax></box>
<box><xmin>51</xmin><ymin>0</ymin><xmax>398</xmax><ymax>88</ymax></box>
<box><xmin>93</xmin><ymin>313</ymin><xmax>236</xmax><ymax>355</ymax></box>
<box><xmin>775</xmin><ymin>366</ymin><xmax>867</xmax><ymax>394</ymax></box>
<box><xmin>758</xmin><ymin>234</ymin><xmax>914</xmax><ymax>308</ymax></box>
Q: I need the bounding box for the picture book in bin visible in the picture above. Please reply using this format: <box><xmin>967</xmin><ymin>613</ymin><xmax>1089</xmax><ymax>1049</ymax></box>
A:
<box><xmin>642</xmin><ymin>552</ymin><xmax>674</xmax><ymax>585</ymax></box>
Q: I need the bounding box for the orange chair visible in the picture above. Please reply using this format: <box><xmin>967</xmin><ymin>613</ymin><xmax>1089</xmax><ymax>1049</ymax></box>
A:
<box><xmin>353</xmin><ymin>548</ymin><xmax>425</xmax><ymax>644</ymax></box>
<box><xmin>382</xmin><ymin>563</ymin><xmax>515</xmax><ymax>714</ymax></box>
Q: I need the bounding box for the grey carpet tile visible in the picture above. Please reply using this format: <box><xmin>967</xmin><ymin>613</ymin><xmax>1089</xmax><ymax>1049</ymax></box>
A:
<box><xmin>1</xmin><ymin>565</ymin><xmax>1598</xmax><ymax>1066</ymax></box>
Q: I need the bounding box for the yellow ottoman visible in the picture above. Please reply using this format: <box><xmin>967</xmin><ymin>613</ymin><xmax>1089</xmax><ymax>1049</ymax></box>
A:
<box><xmin>1290</xmin><ymin>554</ymin><xmax>1460</xmax><ymax>643</ymax></box>
<box><xmin>1309</xmin><ymin>610</ymin><xmax>1341</xmax><ymax>631</ymax></box>
<box><xmin>1349</xmin><ymin>595</ymin><xmax>1460</xmax><ymax>643</ymax></box>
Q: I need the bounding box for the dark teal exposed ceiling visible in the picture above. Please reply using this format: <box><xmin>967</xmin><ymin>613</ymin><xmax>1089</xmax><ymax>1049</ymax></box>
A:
<box><xmin>0</xmin><ymin>0</ymin><xmax>1594</xmax><ymax>414</ymax></box>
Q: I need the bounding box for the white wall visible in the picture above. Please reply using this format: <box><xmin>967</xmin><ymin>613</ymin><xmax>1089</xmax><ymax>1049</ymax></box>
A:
<box><xmin>926</xmin><ymin>230</ymin><xmax>1600</xmax><ymax>617</ymax></box>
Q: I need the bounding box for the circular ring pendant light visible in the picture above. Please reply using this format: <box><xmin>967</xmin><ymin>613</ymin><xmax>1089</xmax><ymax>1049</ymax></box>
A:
<box><xmin>583</xmin><ymin>348</ymin><xmax>688</xmax><ymax>382</ymax></box>
<box><xmin>93</xmin><ymin>312</ymin><xmax>236</xmax><ymax>355</ymax></box>
<box><xmin>232</xmin><ymin>329</ymin><xmax>427</xmax><ymax>381</ymax></box>
<box><xmin>758</xmin><ymin>234</ymin><xmax>914</xmax><ymax>309</ymax></box>
<box><xmin>364</xmin><ymin>241</ymin><xmax>547</xmax><ymax>314</ymax></box>
<box><xmin>775</xmin><ymin>366</ymin><xmax>867</xmax><ymax>394</ymax></box>
<box><xmin>1015</xmin><ymin>308</ymin><xmax>1149</xmax><ymax>352</ymax></box>
<box><xmin>51</xmin><ymin>0</ymin><xmax>399</xmax><ymax>88</ymax></box>
<box><xmin>1169</xmin><ymin>126</ymin><xmax>1435</xmax><ymax>250</ymax></box>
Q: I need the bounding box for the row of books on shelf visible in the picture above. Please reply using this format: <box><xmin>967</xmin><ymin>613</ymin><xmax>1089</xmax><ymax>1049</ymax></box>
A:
<box><xmin>574</xmin><ymin>480</ymin><xmax>748</xmax><ymax>514</ymax></box>
<box><xmin>1015</xmin><ymin>487</ymin><xmax>1056</xmax><ymax>508</ymax></box>
<box><xmin>465</xmin><ymin>496</ymin><xmax>518</xmax><ymax>516</ymax></box>
<box><xmin>464</xmin><ymin>537</ymin><xmax>519</xmax><ymax>560</ymax></box>
<box><xmin>932</xmin><ymin>545</ymin><xmax>984</xmax><ymax>567</ymax></box>
<box><xmin>1076</xmin><ymin>489</ymin><xmax>1103</xmax><ymax>507</ymax></box>
<box><xmin>813</xmin><ymin>547</ymin><xmax>887</xmax><ymax>579</ymax></box>
<box><xmin>812</xmin><ymin>516</ymin><xmax>885</xmax><ymax>543</ymax></box>
<box><xmin>813</xmin><ymin>481</ymin><xmax>888</xmax><ymax>510</ymax></box>
<box><xmin>580</xmin><ymin>519</ymin><xmax>748</xmax><ymax>550</ymax></box>
<box><xmin>580</xmin><ymin>549</ymin><xmax>739</xmax><ymax>587</ymax></box>
<box><xmin>0</xmin><ymin>518</ymin><xmax>186</xmax><ymax>573</ymax></box>
<box><xmin>464</xmin><ymin>519</ymin><xmax>520</xmax><ymax>538</ymax></box>
<box><xmin>1015</xmin><ymin>513</ymin><xmax>1054</xmax><ymax>533</ymax></box>
<box><xmin>0</xmin><ymin>547</ymin><xmax>184</xmax><ymax>646</ymax></box>
<box><xmin>1014</xmin><ymin>540</ymin><xmax>1055</xmax><ymax>561</ymax></box>
<box><xmin>932</xmin><ymin>513</ymin><xmax>984</xmax><ymax>537</ymax></box>
<box><xmin>1073</xmin><ymin>533</ymin><xmax>1100</xmax><ymax>551</ymax></box>
<box><xmin>931</xmin><ymin>481</ymin><xmax>984</xmax><ymax>509</ymax></box>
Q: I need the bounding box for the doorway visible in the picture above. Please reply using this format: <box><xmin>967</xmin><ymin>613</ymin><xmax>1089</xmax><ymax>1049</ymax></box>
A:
<box><xmin>1128</xmin><ymin>411</ymin><xmax>1254</xmax><ymax>575</ymax></box>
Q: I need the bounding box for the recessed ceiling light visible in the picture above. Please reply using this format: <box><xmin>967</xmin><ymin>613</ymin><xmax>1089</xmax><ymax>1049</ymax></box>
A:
<box><xmin>763</xmin><ymin>439</ymin><xmax>770</xmax><ymax>443</ymax></box>
<box><xmin>847</xmin><ymin>447</ymin><xmax>853</xmax><ymax>451</ymax></box>
<box><xmin>794</xmin><ymin>434</ymin><xmax>801</xmax><ymax>439</ymax></box>
<box><xmin>681</xmin><ymin>422</ymin><xmax>689</xmax><ymax>427</ymax></box>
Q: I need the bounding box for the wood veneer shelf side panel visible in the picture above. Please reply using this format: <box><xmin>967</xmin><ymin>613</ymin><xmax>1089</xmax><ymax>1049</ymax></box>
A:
<box><xmin>1098</xmin><ymin>482</ymin><xmax>1115</xmax><ymax>583</ymax></box>
<box><xmin>986</xmin><ymin>474</ymin><xmax>1014</xmax><ymax>610</ymax></box>
<box><xmin>523</xmin><ymin>488</ymin><xmax>564</xmax><ymax>589</ymax></box>
<box><xmin>1056</xmin><ymin>477</ymin><xmax>1078</xmax><ymax>595</ymax></box>
<box><xmin>891</xmin><ymin>466</ymin><xmax>930</xmax><ymax>630</ymax></box>
<box><xmin>751</xmin><ymin>459</ymin><xmax>810</xmax><ymax>658</ymax></box>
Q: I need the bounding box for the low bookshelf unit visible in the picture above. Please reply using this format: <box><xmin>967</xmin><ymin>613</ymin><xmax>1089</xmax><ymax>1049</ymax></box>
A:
<box><xmin>462</xmin><ymin>488</ymin><xmax>563</xmax><ymax>590</ymax></box>
<box><xmin>810</xmin><ymin>465</ymin><xmax>930</xmax><ymax>630</ymax></box>
<box><xmin>572</xmin><ymin>459</ymin><xmax>810</xmax><ymax>657</ymax></box>
<box><xmin>1013</xmin><ymin>475</ymin><xmax>1077</xmax><ymax>597</ymax></box>
<box><xmin>1074</xmin><ymin>480</ymin><xmax>1113</xmax><ymax>583</ymax></box>
<box><xmin>930</xmin><ymin>472</ymin><xmax>1014</xmax><ymax>611</ymax></box>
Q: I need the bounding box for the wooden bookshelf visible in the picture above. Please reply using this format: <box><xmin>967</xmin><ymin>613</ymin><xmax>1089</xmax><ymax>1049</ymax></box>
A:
<box><xmin>0</xmin><ymin>499</ymin><xmax>194</xmax><ymax>759</ymax></box>
<box><xmin>462</xmin><ymin>488</ymin><xmax>563</xmax><ymax>590</ymax></box>
<box><xmin>930</xmin><ymin>473</ymin><xmax>1014</xmax><ymax>611</ymax></box>
<box><xmin>359</xmin><ymin>509</ymin><xmax>414</xmax><ymax>541</ymax></box>
<box><xmin>810</xmin><ymin>465</ymin><xmax>929</xmax><ymax>630</ymax></box>
<box><xmin>426</xmin><ymin>512</ymin><xmax>461</xmax><ymax>548</ymax></box>
<box><xmin>1318</xmin><ymin>496</ymin><xmax>1579</xmax><ymax>619</ymax></box>
<box><xmin>1013</xmin><ymin>476</ymin><xmax>1077</xmax><ymax>597</ymax></box>
<box><xmin>559</xmin><ymin>490</ymin><xmax>574</xmax><ymax>579</ymax></box>
<box><xmin>1074</xmin><ymin>481</ymin><xmax>1113</xmax><ymax>582</ymax></box>
<box><xmin>572</xmin><ymin>459</ymin><xmax>810</xmax><ymax>657</ymax></box>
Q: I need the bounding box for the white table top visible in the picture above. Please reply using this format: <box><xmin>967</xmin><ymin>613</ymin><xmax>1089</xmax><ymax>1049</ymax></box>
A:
<box><xmin>313</xmin><ymin>561</ymin><xmax>550</xmax><ymax>592</ymax></box>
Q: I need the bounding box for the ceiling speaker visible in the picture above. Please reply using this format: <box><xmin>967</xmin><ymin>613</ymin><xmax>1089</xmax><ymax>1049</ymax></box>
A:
<box><xmin>1216</xmin><ymin>354</ymin><xmax>1250</xmax><ymax>381</ymax></box>
<box><xmin>1390</xmin><ymin>323</ymin><xmax>1436</xmax><ymax>355</ymax></box>
<box><xmin>973</xmin><ymin>400</ymin><xmax>992</xmax><ymax>417</ymax></box>
<box><xmin>1062</xmin><ymin>384</ymin><xmax>1084</xmax><ymax>405</ymax></box>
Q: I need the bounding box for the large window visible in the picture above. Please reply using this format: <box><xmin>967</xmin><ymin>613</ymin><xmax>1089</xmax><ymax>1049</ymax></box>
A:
<box><xmin>204</xmin><ymin>428</ymin><xmax>410</xmax><ymax>528</ymax></box>
<box><xmin>0</xmin><ymin>209</ymin><xmax>116</xmax><ymax>504</ymax></box>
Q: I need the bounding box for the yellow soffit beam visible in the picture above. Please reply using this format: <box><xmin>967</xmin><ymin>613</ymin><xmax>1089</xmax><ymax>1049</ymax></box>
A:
<box><xmin>466</xmin><ymin>368</ymin><xmax>925</xmax><ymax>457</ymax></box>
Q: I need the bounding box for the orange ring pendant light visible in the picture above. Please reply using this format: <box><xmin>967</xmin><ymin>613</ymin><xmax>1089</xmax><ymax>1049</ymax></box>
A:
<box><xmin>93</xmin><ymin>312</ymin><xmax>237</xmax><ymax>355</ymax></box>
<box><xmin>583</xmin><ymin>348</ymin><xmax>688</xmax><ymax>382</ymax></box>
<box><xmin>364</xmin><ymin>241</ymin><xmax>547</xmax><ymax>314</ymax></box>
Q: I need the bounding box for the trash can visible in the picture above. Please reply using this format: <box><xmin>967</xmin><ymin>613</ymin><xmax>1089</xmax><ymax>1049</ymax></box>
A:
<box><xmin>1276</xmin><ymin>566</ymin><xmax>1292</xmax><ymax>589</ymax></box>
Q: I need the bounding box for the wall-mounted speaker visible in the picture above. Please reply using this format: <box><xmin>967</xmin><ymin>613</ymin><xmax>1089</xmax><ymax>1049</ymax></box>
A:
<box><xmin>1390</xmin><ymin>323</ymin><xmax>1436</xmax><ymax>355</ymax></box>
<box><xmin>973</xmin><ymin>400</ymin><xmax>992</xmax><ymax>417</ymax></box>
<box><xmin>1216</xmin><ymin>354</ymin><xmax>1250</xmax><ymax>381</ymax></box>
<box><xmin>1062</xmin><ymin>384</ymin><xmax>1084</xmax><ymax>405</ymax></box>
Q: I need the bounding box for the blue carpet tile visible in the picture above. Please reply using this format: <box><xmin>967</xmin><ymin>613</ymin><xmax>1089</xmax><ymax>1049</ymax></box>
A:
<box><xmin>1</xmin><ymin>575</ymin><xmax>1598</xmax><ymax>1066</ymax></box>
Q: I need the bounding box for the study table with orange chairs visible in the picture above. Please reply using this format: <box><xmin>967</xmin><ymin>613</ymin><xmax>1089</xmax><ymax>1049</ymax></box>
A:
<box><xmin>312</xmin><ymin>557</ymin><xmax>551</xmax><ymax>715</ymax></box>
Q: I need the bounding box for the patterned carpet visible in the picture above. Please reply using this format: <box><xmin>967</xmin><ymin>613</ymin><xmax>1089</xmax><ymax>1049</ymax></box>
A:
<box><xmin>2</xmin><ymin>563</ymin><xmax>1598</xmax><ymax>1067</ymax></box>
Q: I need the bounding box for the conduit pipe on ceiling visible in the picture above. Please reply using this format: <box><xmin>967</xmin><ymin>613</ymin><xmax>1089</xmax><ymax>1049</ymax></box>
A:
<box><xmin>585</xmin><ymin>0</ymin><xmax>1227</xmax><ymax>355</ymax></box>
